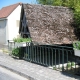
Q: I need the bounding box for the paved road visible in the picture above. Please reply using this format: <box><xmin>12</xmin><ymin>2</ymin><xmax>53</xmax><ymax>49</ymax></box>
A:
<box><xmin>0</xmin><ymin>66</ymin><xmax>28</xmax><ymax>80</ymax></box>
<box><xmin>0</xmin><ymin>51</ymin><xmax>80</xmax><ymax>80</ymax></box>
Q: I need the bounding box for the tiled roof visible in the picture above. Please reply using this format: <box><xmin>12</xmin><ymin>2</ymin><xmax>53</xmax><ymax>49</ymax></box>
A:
<box><xmin>19</xmin><ymin>4</ymin><xmax>77</xmax><ymax>44</ymax></box>
<box><xmin>0</xmin><ymin>3</ymin><xmax>22</xmax><ymax>19</ymax></box>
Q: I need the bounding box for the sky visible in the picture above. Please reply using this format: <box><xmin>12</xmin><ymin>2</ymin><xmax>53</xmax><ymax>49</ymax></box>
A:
<box><xmin>0</xmin><ymin>0</ymin><xmax>37</xmax><ymax>9</ymax></box>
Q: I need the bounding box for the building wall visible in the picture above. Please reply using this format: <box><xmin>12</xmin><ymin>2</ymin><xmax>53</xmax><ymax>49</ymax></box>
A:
<box><xmin>7</xmin><ymin>5</ymin><xmax>21</xmax><ymax>41</ymax></box>
<box><xmin>0</xmin><ymin>19</ymin><xmax>6</xmax><ymax>44</ymax></box>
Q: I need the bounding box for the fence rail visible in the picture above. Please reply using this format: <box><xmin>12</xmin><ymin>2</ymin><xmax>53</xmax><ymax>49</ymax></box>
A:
<box><xmin>8</xmin><ymin>40</ymin><xmax>80</xmax><ymax>75</ymax></box>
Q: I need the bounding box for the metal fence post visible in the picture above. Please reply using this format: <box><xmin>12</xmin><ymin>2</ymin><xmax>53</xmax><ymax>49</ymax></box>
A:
<box><xmin>62</xmin><ymin>47</ymin><xmax>64</xmax><ymax>71</ymax></box>
<box><xmin>7</xmin><ymin>40</ymin><xmax>9</xmax><ymax>50</ymax></box>
<box><xmin>30</xmin><ymin>42</ymin><xmax>33</xmax><ymax>62</ymax></box>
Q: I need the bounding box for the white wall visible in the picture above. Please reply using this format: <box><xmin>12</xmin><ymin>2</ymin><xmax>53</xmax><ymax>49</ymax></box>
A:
<box><xmin>0</xmin><ymin>19</ymin><xmax>6</xmax><ymax>44</ymax></box>
<box><xmin>7</xmin><ymin>5</ymin><xmax>21</xmax><ymax>41</ymax></box>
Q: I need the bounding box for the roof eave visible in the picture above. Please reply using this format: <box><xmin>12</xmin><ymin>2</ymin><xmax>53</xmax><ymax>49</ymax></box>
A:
<box><xmin>0</xmin><ymin>18</ymin><xmax>7</xmax><ymax>20</ymax></box>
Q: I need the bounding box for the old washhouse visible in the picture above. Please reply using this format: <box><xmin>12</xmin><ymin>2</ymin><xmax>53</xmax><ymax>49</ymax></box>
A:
<box><xmin>19</xmin><ymin>3</ymin><xmax>79</xmax><ymax>74</ymax></box>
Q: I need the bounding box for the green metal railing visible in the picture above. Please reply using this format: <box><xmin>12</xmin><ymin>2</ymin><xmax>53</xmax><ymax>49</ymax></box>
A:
<box><xmin>23</xmin><ymin>42</ymin><xmax>79</xmax><ymax>73</ymax></box>
<box><xmin>8</xmin><ymin>40</ymin><xmax>80</xmax><ymax>74</ymax></box>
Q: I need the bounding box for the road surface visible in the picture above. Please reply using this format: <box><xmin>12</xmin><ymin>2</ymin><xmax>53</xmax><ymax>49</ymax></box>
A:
<box><xmin>0</xmin><ymin>66</ymin><xmax>28</xmax><ymax>80</ymax></box>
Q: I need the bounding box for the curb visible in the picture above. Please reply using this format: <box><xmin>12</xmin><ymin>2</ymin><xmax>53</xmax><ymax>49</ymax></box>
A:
<box><xmin>0</xmin><ymin>64</ymin><xmax>36</xmax><ymax>80</ymax></box>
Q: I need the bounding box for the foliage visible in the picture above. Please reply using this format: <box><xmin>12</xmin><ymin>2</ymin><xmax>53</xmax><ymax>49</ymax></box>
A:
<box><xmin>12</xmin><ymin>48</ymin><xmax>20</xmax><ymax>57</ymax></box>
<box><xmin>73</xmin><ymin>41</ymin><xmax>80</xmax><ymax>50</ymax></box>
<box><xmin>67</xmin><ymin>61</ymin><xmax>75</xmax><ymax>68</ymax></box>
<box><xmin>71</xmin><ymin>62</ymin><xmax>75</xmax><ymax>66</ymax></box>
<box><xmin>53</xmin><ymin>67</ymin><xmax>56</xmax><ymax>70</ymax></box>
<box><xmin>37</xmin><ymin>0</ymin><xmax>62</xmax><ymax>6</ymax></box>
<box><xmin>67</xmin><ymin>61</ymin><xmax>71</xmax><ymax>68</ymax></box>
<box><xmin>37</xmin><ymin>0</ymin><xmax>80</xmax><ymax>7</ymax></box>
<box><xmin>13</xmin><ymin>37</ymin><xmax>31</xmax><ymax>43</ymax></box>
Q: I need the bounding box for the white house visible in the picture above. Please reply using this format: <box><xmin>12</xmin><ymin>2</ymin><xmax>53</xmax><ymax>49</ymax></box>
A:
<box><xmin>0</xmin><ymin>3</ymin><xmax>22</xmax><ymax>44</ymax></box>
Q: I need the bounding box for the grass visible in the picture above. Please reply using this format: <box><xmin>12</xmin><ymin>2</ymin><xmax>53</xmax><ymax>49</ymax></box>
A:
<box><xmin>71</xmin><ymin>62</ymin><xmax>75</xmax><ymax>66</ymax></box>
<box><xmin>67</xmin><ymin>61</ymin><xmax>71</xmax><ymax>68</ymax></box>
<box><xmin>53</xmin><ymin>67</ymin><xmax>56</xmax><ymax>70</ymax></box>
<box><xmin>2</xmin><ymin>48</ymin><xmax>9</xmax><ymax>54</ymax></box>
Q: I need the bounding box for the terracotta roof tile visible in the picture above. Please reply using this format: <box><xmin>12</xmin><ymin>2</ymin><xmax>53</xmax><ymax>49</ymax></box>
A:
<box><xmin>0</xmin><ymin>3</ymin><xmax>22</xmax><ymax>19</ymax></box>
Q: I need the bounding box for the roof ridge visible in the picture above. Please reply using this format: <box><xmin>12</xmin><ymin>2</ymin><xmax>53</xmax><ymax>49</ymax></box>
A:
<box><xmin>1</xmin><ymin>2</ymin><xmax>21</xmax><ymax>9</ymax></box>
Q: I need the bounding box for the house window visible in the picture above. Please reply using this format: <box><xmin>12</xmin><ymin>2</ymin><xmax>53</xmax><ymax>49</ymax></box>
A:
<box><xmin>16</xmin><ymin>20</ymin><xmax>20</xmax><ymax>27</ymax></box>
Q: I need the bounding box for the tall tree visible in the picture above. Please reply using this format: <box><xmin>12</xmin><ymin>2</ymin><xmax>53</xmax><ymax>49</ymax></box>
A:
<box><xmin>37</xmin><ymin>0</ymin><xmax>80</xmax><ymax>8</ymax></box>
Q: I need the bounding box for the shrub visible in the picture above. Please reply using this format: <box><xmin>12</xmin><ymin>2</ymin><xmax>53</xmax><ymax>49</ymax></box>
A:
<box><xmin>66</xmin><ymin>61</ymin><xmax>75</xmax><ymax>69</ymax></box>
<box><xmin>12</xmin><ymin>48</ymin><xmax>19</xmax><ymax>57</ymax></box>
<box><xmin>71</xmin><ymin>62</ymin><xmax>75</xmax><ymax>66</ymax></box>
<box><xmin>13</xmin><ymin>37</ymin><xmax>31</xmax><ymax>43</ymax></box>
<box><xmin>53</xmin><ymin>67</ymin><xmax>56</xmax><ymax>70</ymax></box>
<box><xmin>67</xmin><ymin>61</ymin><xmax>71</xmax><ymax>68</ymax></box>
<box><xmin>73</xmin><ymin>41</ymin><xmax>80</xmax><ymax>50</ymax></box>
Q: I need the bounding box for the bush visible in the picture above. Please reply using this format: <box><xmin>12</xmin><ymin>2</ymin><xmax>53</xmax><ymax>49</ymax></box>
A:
<box><xmin>13</xmin><ymin>37</ymin><xmax>31</xmax><ymax>43</ymax></box>
<box><xmin>71</xmin><ymin>62</ymin><xmax>75</xmax><ymax>66</ymax></box>
<box><xmin>12</xmin><ymin>48</ymin><xmax>19</xmax><ymax>57</ymax></box>
<box><xmin>73</xmin><ymin>41</ymin><xmax>80</xmax><ymax>50</ymax></box>
<box><xmin>67</xmin><ymin>61</ymin><xmax>71</xmax><ymax>68</ymax></box>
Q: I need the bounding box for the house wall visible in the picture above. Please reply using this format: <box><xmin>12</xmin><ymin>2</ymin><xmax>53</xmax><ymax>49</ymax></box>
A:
<box><xmin>0</xmin><ymin>19</ymin><xmax>7</xmax><ymax>44</ymax></box>
<box><xmin>7</xmin><ymin>5</ymin><xmax>21</xmax><ymax>41</ymax></box>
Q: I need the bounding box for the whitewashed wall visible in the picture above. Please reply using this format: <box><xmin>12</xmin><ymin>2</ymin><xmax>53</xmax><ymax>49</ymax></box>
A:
<box><xmin>7</xmin><ymin>5</ymin><xmax>21</xmax><ymax>41</ymax></box>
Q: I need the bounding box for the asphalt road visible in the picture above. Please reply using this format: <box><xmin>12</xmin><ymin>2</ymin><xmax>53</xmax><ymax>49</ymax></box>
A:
<box><xmin>0</xmin><ymin>66</ymin><xmax>28</xmax><ymax>80</ymax></box>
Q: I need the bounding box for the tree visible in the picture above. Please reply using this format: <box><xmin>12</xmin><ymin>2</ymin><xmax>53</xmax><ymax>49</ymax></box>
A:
<box><xmin>37</xmin><ymin>0</ymin><xmax>80</xmax><ymax>8</ymax></box>
<box><xmin>37</xmin><ymin>0</ymin><xmax>62</xmax><ymax>6</ymax></box>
